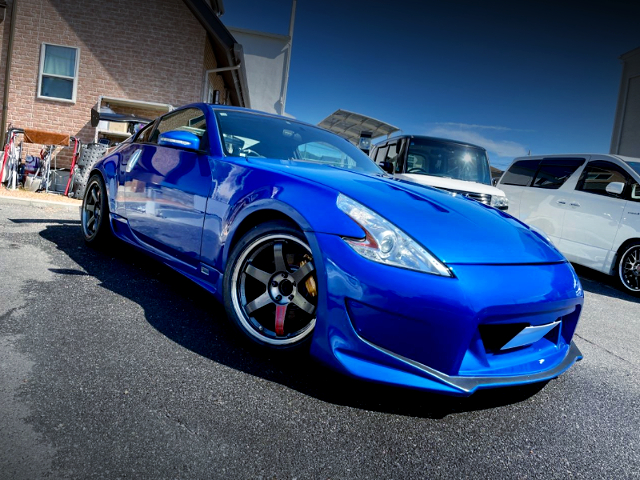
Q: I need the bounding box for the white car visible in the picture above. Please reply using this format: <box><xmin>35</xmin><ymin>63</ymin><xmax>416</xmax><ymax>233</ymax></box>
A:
<box><xmin>370</xmin><ymin>135</ymin><xmax>509</xmax><ymax>210</ymax></box>
<box><xmin>497</xmin><ymin>154</ymin><xmax>640</xmax><ymax>294</ymax></box>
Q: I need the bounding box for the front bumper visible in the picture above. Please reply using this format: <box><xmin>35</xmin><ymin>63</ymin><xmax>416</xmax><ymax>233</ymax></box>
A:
<box><xmin>308</xmin><ymin>233</ymin><xmax>584</xmax><ymax>396</ymax></box>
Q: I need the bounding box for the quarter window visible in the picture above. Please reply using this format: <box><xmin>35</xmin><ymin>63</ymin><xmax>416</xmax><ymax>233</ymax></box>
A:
<box><xmin>384</xmin><ymin>142</ymin><xmax>404</xmax><ymax>173</ymax></box>
<box><xmin>577</xmin><ymin>161</ymin><xmax>631</xmax><ymax>198</ymax></box>
<box><xmin>531</xmin><ymin>159</ymin><xmax>584</xmax><ymax>190</ymax></box>
<box><xmin>38</xmin><ymin>44</ymin><xmax>79</xmax><ymax>102</ymax></box>
<box><xmin>501</xmin><ymin>160</ymin><xmax>541</xmax><ymax>186</ymax></box>
<box><xmin>375</xmin><ymin>145</ymin><xmax>388</xmax><ymax>164</ymax></box>
<box><xmin>134</xmin><ymin>122</ymin><xmax>156</xmax><ymax>144</ymax></box>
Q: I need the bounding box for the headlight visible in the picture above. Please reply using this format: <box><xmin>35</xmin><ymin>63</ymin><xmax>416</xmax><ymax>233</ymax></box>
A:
<box><xmin>336</xmin><ymin>194</ymin><xmax>452</xmax><ymax>277</ymax></box>
<box><xmin>490</xmin><ymin>195</ymin><xmax>509</xmax><ymax>210</ymax></box>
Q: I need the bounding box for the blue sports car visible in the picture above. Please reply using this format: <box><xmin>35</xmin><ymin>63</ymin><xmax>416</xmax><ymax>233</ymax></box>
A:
<box><xmin>81</xmin><ymin>103</ymin><xmax>583</xmax><ymax>396</ymax></box>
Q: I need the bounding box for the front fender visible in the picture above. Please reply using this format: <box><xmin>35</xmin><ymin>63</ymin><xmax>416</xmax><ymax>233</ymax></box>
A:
<box><xmin>200</xmin><ymin>160</ymin><xmax>365</xmax><ymax>275</ymax></box>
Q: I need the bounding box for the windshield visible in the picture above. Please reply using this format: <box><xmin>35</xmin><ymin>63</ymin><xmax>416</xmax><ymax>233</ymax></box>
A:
<box><xmin>215</xmin><ymin>110</ymin><xmax>383</xmax><ymax>174</ymax></box>
<box><xmin>628</xmin><ymin>161</ymin><xmax>640</xmax><ymax>177</ymax></box>
<box><xmin>405</xmin><ymin>137</ymin><xmax>492</xmax><ymax>185</ymax></box>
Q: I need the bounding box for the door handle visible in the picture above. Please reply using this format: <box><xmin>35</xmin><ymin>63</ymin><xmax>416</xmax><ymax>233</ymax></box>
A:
<box><xmin>570</xmin><ymin>202</ymin><xmax>580</xmax><ymax>207</ymax></box>
<box><xmin>556</xmin><ymin>199</ymin><xmax>566</xmax><ymax>205</ymax></box>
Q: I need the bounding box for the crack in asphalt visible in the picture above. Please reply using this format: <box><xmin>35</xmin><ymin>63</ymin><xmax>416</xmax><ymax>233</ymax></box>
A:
<box><xmin>574</xmin><ymin>333</ymin><xmax>634</xmax><ymax>366</ymax></box>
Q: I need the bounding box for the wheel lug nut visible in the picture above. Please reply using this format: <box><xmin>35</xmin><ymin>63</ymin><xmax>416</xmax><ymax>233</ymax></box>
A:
<box><xmin>292</xmin><ymin>281</ymin><xmax>296</xmax><ymax>286</ymax></box>
<box><xmin>288</xmin><ymin>295</ymin><xmax>294</xmax><ymax>300</ymax></box>
<box><xmin>282</xmin><ymin>272</ymin><xmax>288</xmax><ymax>278</ymax></box>
<box><xmin>271</xmin><ymin>281</ymin><xmax>278</xmax><ymax>287</ymax></box>
<box><xmin>276</xmin><ymin>295</ymin><xmax>282</xmax><ymax>301</ymax></box>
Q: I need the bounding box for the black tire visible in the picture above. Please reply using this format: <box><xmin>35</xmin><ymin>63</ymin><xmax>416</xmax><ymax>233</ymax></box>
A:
<box><xmin>616</xmin><ymin>241</ymin><xmax>640</xmax><ymax>296</ymax></box>
<box><xmin>223</xmin><ymin>221</ymin><xmax>318</xmax><ymax>350</ymax></box>
<box><xmin>72</xmin><ymin>143</ymin><xmax>108</xmax><ymax>199</ymax></box>
<box><xmin>81</xmin><ymin>174</ymin><xmax>111</xmax><ymax>245</ymax></box>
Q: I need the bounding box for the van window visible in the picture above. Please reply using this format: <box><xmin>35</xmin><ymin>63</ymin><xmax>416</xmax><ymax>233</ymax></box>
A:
<box><xmin>385</xmin><ymin>143</ymin><xmax>404</xmax><ymax>173</ymax></box>
<box><xmin>501</xmin><ymin>160</ymin><xmax>541</xmax><ymax>186</ymax></box>
<box><xmin>531</xmin><ymin>159</ymin><xmax>584</xmax><ymax>189</ymax></box>
<box><xmin>577</xmin><ymin>161</ymin><xmax>631</xmax><ymax>198</ymax></box>
<box><xmin>375</xmin><ymin>145</ymin><xmax>388</xmax><ymax>164</ymax></box>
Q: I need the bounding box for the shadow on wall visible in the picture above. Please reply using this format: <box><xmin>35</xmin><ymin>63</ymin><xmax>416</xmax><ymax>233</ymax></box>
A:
<box><xmin>36</xmin><ymin>221</ymin><xmax>550</xmax><ymax>419</ymax></box>
<box><xmin>46</xmin><ymin>0</ymin><xmax>205</xmax><ymax>107</ymax></box>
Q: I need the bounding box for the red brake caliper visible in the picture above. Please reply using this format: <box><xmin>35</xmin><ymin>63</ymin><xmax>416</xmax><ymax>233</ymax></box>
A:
<box><xmin>275</xmin><ymin>305</ymin><xmax>287</xmax><ymax>336</ymax></box>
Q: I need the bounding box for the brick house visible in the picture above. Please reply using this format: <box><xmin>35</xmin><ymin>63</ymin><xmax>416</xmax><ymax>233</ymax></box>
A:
<box><xmin>0</xmin><ymin>0</ymin><xmax>250</xmax><ymax>167</ymax></box>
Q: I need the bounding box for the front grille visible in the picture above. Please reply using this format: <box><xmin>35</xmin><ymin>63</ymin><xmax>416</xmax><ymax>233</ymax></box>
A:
<box><xmin>450</xmin><ymin>190</ymin><xmax>492</xmax><ymax>205</ymax></box>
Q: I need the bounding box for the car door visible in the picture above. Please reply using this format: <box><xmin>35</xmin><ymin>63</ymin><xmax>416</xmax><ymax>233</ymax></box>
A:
<box><xmin>559</xmin><ymin>160</ymin><xmax>630</xmax><ymax>272</ymax></box>
<box><xmin>124</xmin><ymin>107</ymin><xmax>212</xmax><ymax>266</ymax></box>
<box><xmin>113</xmin><ymin>121</ymin><xmax>157</xmax><ymax>217</ymax></box>
<box><xmin>518</xmin><ymin>158</ymin><xmax>586</xmax><ymax>245</ymax></box>
<box><xmin>613</xmin><ymin>172</ymin><xmax>640</xmax><ymax>269</ymax></box>
<box><xmin>498</xmin><ymin>159</ymin><xmax>542</xmax><ymax>218</ymax></box>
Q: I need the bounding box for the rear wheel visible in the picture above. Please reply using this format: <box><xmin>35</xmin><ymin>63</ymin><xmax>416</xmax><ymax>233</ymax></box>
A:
<box><xmin>223</xmin><ymin>221</ymin><xmax>318</xmax><ymax>350</ymax></box>
<box><xmin>72</xmin><ymin>143</ymin><xmax>108</xmax><ymax>198</ymax></box>
<box><xmin>81</xmin><ymin>174</ymin><xmax>110</xmax><ymax>245</ymax></box>
<box><xmin>617</xmin><ymin>241</ymin><xmax>640</xmax><ymax>296</ymax></box>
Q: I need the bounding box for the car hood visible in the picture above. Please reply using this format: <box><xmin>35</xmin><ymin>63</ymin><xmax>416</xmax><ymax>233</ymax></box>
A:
<box><xmin>247</xmin><ymin>159</ymin><xmax>565</xmax><ymax>265</ymax></box>
<box><xmin>397</xmin><ymin>174</ymin><xmax>506</xmax><ymax>197</ymax></box>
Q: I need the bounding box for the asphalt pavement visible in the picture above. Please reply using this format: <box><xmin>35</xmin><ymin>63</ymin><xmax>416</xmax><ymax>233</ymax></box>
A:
<box><xmin>0</xmin><ymin>200</ymin><xmax>638</xmax><ymax>479</ymax></box>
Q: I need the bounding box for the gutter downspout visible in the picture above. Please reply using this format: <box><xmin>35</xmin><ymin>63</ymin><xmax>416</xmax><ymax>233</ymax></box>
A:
<box><xmin>1</xmin><ymin>0</ymin><xmax>17</xmax><ymax>146</ymax></box>
<box><xmin>202</xmin><ymin>63</ymin><xmax>241</xmax><ymax>103</ymax></box>
<box><xmin>279</xmin><ymin>0</ymin><xmax>296</xmax><ymax>115</ymax></box>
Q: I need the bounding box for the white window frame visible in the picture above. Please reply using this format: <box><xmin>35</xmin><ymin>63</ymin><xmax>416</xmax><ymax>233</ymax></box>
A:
<box><xmin>37</xmin><ymin>43</ymin><xmax>80</xmax><ymax>103</ymax></box>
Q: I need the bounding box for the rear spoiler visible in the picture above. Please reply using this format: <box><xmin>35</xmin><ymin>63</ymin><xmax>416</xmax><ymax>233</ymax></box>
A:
<box><xmin>90</xmin><ymin>107</ymin><xmax>151</xmax><ymax>134</ymax></box>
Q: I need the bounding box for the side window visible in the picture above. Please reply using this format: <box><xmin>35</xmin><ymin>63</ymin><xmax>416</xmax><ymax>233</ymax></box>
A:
<box><xmin>375</xmin><ymin>145</ymin><xmax>388</xmax><ymax>164</ymax></box>
<box><xmin>384</xmin><ymin>142</ymin><xmax>404</xmax><ymax>173</ymax></box>
<box><xmin>501</xmin><ymin>159</ymin><xmax>542</xmax><ymax>186</ymax></box>
<box><xmin>150</xmin><ymin>108</ymin><xmax>208</xmax><ymax>149</ymax></box>
<box><xmin>576</xmin><ymin>161</ymin><xmax>631</xmax><ymax>198</ymax></box>
<box><xmin>531</xmin><ymin>158</ymin><xmax>585</xmax><ymax>190</ymax></box>
<box><xmin>134</xmin><ymin>121</ymin><xmax>156</xmax><ymax>144</ymax></box>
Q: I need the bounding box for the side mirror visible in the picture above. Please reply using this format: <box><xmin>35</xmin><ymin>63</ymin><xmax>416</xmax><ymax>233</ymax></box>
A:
<box><xmin>379</xmin><ymin>161</ymin><xmax>394</xmax><ymax>174</ymax></box>
<box><xmin>158</xmin><ymin>130</ymin><xmax>201</xmax><ymax>151</ymax></box>
<box><xmin>605</xmin><ymin>181</ymin><xmax>625</xmax><ymax>196</ymax></box>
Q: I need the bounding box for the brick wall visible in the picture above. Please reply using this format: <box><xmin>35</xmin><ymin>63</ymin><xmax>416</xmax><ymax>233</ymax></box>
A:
<box><xmin>0</xmin><ymin>0</ymin><xmax>224</xmax><ymax>168</ymax></box>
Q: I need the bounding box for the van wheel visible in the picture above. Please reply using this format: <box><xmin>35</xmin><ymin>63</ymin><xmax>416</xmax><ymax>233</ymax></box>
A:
<box><xmin>617</xmin><ymin>242</ymin><xmax>640</xmax><ymax>296</ymax></box>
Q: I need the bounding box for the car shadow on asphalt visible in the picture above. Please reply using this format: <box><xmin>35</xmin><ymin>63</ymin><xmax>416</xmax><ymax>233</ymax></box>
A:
<box><xmin>573</xmin><ymin>264</ymin><xmax>639</xmax><ymax>303</ymax></box>
<box><xmin>38</xmin><ymin>222</ymin><xmax>548</xmax><ymax>420</ymax></box>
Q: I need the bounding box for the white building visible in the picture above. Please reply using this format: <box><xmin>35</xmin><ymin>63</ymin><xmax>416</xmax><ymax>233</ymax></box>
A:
<box><xmin>610</xmin><ymin>46</ymin><xmax>640</xmax><ymax>157</ymax></box>
<box><xmin>228</xmin><ymin>27</ymin><xmax>292</xmax><ymax>116</ymax></box>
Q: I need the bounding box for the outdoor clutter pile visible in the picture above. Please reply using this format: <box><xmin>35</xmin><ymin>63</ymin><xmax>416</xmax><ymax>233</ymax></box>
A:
<box><xmin>0</xmin><ymin>127</ymin><xmax>108</xmax><ymax>199</ymax></box>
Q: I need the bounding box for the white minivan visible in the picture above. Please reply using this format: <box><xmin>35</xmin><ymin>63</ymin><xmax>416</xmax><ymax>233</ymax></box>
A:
<box><xmin>370</xmin><ymin>135</ymin><xmax>509</xmax><ymax>210</ymax></box>
<box><xmin>497</xmin><ymin>154</ymin><xmax>640</xmax><ymax>294</ymax></box>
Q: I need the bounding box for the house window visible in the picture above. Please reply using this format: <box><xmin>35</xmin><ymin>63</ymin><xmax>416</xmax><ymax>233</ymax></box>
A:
<box><xmin>37</xmin><ymin>44</ymin><xmax>79</xmax><ymax>102</ymax></box>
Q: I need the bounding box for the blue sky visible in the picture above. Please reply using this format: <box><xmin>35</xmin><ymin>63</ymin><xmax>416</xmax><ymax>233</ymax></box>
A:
<box><xmin>223</xmin><ymin>1</ymin><xmax>640</xmax><ymax>169</ymax></box>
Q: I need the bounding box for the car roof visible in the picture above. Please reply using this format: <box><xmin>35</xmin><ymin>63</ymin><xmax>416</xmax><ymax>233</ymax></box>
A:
<box><xmin>511</xmin><ymin>153</ymin><xmax>640</xmax><ymax>163</ymax></box>
<box><xmin>206</xmin><ymin>104</ymin><xmax>353</xmax><ymax>139</ymax></box>
<box><xmin>374</xmin><ymin>134</ymin><xmax>486</xmax><ymax>151</ymax></box>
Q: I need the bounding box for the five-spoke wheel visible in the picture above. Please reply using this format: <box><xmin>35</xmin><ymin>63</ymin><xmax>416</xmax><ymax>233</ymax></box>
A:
<box><xmin>224</xmin><ymin>222</ymin><xmax>318</xmax><ymax>348</ymax></box>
